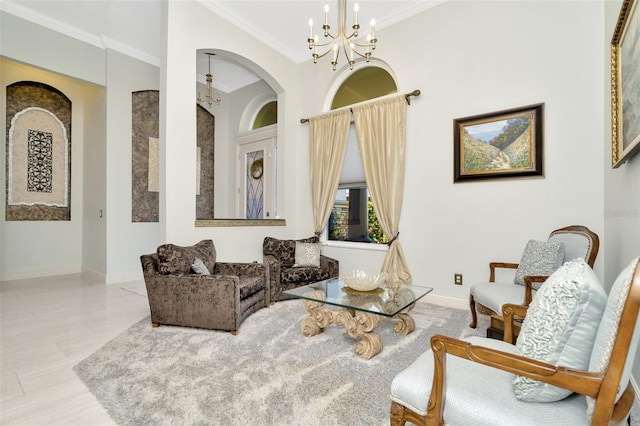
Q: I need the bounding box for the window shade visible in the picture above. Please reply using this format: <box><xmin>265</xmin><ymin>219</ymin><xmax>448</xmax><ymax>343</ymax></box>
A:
<box><xmin>339</xmin><ymin>124</ymin><xmax>365</xmax><ymax>186</ymax></box>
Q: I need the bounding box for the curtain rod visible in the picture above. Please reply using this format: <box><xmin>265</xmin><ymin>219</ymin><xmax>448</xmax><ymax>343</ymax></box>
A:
<box><xmin>299</xmin><ymin>89</ymin><xmax>421</xmax><ymax>124</ymax></box>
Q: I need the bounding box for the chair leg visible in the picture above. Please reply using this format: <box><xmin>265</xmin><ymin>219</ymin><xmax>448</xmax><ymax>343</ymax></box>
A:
<box><xmin>231</xmin><ymin>330</ymin><xmax>238</xmax><ymax>336</ymax></box>
<box><xmin>469</xmin><ymin>294</ymin><xmax>478</xmax><ymax>328</ymax></box>
<box><xmin>152</xmin><ymin>322</ymin><xmax>159</xmax><ymax>328</ymax></box>
<box><xmin>390</xmin><ymin>402</ymin><xmax>407</xmax><ymax>426</ymax></box>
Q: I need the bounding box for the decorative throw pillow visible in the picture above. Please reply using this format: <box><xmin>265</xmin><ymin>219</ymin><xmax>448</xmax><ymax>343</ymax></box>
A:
<box><xmin>586</xmin><ymin>257</ymin><xmax>640</xmax><ymax>418</ymax></box>
<box><xmin>263</xmin><ymin>236</ymin><xmax>318</xmax><ymax>266</ymax></box>
<box><xmin>293</xmin><ymin>242</ymin><xmax>321</xmax><ymax>268</ymax></box>
<box><xmin>157</xmin><ymin>240</ymin><xmax>216</xmax><ymax>274</ymax></box>
<box><xmin>513</xmin><ymin>258</ymin><xmax>607</xmax><ymax>402</ymax></box>
<box><xmin>514</xmin><ymin>239</ymin><xmax>565</xmax><ymax>287</ymax></box>
<box><xmin>191</xmin><ymin>257</ymin><xmax>210</xmax><ymax>275</ymax></box>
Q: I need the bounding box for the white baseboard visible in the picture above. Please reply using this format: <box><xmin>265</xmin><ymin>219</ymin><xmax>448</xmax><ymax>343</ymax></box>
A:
<box><xmin>106</xmin><ymin>270</ymin><xmax>143</xmax><ymax>285</ymax></box>
<box><xmin>424</xmin><ymin>293</ymin><xmax>468</xmax><ymax>310</ymax></box>
<box><xmin>1</xmin><ymin>265</ymin><xmax>81</xmax><ymax>282</ymax></box>
<box><xmin>81</xmin><ymin>267</ymin><xmax>107</xmax><ymax>284</ymax></box>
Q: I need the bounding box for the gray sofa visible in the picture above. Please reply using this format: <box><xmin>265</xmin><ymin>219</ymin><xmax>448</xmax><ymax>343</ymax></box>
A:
<box><xmin>140</xmin><ymin>239</ymin><xmax>267</xmax><ymax>334</ymax></box>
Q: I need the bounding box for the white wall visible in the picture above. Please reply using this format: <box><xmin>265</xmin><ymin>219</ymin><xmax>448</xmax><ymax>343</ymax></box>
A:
<box><xmin>104</xmin><ymin>49</ymin><xmax>162</xmax><ymax>283</ymax></box>
<box><xmin>0</xmin><ymin>59</ymin><xmax>88</xmax><ymax>280</ymax></box>
<box><xmin>82</xmin><ymin>80</ymin><xmax>107</xmax><ymax>282</ymax></box>
<box><xmin>319</xmin><ymin>1</ymin><xmax>605</xmax><ymax>304</ymax></box>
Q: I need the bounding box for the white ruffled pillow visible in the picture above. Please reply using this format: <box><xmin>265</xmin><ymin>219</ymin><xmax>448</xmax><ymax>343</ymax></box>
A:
<box><xmin>513</xmin><ymin>258</ymin><xmax>606</xmax><ymax>402</ymax></box>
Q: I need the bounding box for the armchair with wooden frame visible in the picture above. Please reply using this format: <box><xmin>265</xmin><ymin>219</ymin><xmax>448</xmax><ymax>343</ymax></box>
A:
<box><xmin>469</xmin><ymin>225</ymin><xmax>600</xmax><ymax>333</ymax></box>
<box><xmin>390</xmin><ymin>257</ymin><xmax>640</xmax><ymax>426</ymax></box>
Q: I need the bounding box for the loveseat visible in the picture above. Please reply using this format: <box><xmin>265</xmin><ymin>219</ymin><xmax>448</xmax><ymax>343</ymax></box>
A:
<box><xmin>263</xmin><ymin>236</ymin><xmax>339</xmax><ymax>302</ymax></box>
<box><xmin>140</xmin><ymin>239</ymin><xmax>267</xmax><ymax>334</ymax></box>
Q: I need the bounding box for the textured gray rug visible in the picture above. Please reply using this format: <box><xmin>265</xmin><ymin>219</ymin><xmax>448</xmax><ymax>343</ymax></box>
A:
<box><xmin>74</xmin><ymin>300</ymin><xmax>487</xmax><ymax>425</ymax></box>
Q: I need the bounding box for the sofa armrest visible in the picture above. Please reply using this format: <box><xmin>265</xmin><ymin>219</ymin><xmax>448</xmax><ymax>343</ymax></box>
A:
<box><xmin>489</xmin><ymin>262</ymin><xmax>519</xmax><ymax>282</ymax></box>
<box><xmin>144</xmin><ymin>273</ymin><xmax>241</xmax><ymax>330</ymax></box>
<box><xmin>264</xmin><ymin>254</ymin><xmax>281</xmax><ymax>303</ymax></box>
<box><xmin>320</xmin><ymin>255</ymin><xmax>339</xmax><ymax>278</ymax></box>
<box><xmin>140</xmin><ymin>253</ymin><xmax>159</xmax><ymax>275</ymax></box>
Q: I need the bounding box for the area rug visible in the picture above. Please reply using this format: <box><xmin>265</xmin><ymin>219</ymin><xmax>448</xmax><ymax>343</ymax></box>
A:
<box><xmin>73</xmin><ymin>300</ymin><xmax>487</xmax><ymax>425</ymax></box>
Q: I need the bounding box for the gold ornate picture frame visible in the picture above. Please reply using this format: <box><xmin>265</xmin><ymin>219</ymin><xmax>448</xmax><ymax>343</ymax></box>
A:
<box><xmin>611</xmin><ymin>0</ymin><xmax>640</xmax><ymax>168</ymax></box>
<box><xmin>453</xmin><ymin>103</ymin><xmax>544</xmax><ymax>182</ymax></box>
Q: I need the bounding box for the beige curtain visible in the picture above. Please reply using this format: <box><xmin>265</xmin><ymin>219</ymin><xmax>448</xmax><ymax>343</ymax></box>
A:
<box><xmin>309</xmin><ymin>109</ymin><xmax>351</xmax><ymax>236</ymax></box>
<box><xmin>352</xmin><ymin>94</ymin><xmax>412</xmax><ymax>285</ymax></box>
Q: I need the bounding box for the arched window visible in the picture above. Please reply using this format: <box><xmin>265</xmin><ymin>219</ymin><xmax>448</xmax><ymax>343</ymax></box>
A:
<box><xmin>252</xmin><ymin>101</ymin><xmax>277</xmax><ymax>130</ymax></box>
<box><xmin>327</xmin><ymin>66</ymin><xmax>398</xmax><ymax>244</ymax></box>
<box><xmin>331</xmin><ymin>67</ymin><xmax>397</xmax><ymax>110</ymax></box>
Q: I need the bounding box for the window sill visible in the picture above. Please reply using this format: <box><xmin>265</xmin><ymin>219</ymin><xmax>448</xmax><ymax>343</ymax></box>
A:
<box><xmin>322</xmin><ymin>240</ymin><xmax>389</xmax><ymax>252</ymax></box>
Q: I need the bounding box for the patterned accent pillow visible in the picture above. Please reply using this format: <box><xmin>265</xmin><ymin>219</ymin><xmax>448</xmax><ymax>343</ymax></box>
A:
<box><xmin>513</xmin><ymin>258</ymin><xmax>607</xmax><ymax>402</ymax></box>
<box><xmin>293</xmin><ymin>242</ymin><xmax>321</xmax><ymax>268</ymax></box>
<box><xmin>514</xmin><ymin>239</ymin><xmax>565</xmax><ymax>287</ymax></box>
<box><xmin>191</xmin><ymin>257</ymin><xmax>210</xmax><ymax>275</ymax></box>
<box><xmin>157</xmin><ymin>240</ymin><xmax>216</xmax><ymax>275</ymax></box>
<box><xmin>586</xmin><ymin>257</ymin><xmax>640</xmax><ymax>418</ymax></box>
<box><xmin>263</xmin><ymin>236</ymin><xmax>318</xmax><ymax>267</ymax></box>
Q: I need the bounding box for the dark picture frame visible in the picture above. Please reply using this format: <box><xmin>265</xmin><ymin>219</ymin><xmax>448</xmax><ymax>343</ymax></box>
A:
<box><xmin>611</xmin><ymin>0</ymin><xmax>640</xmax><ymax>168</ymax></box>
<box><xmin>453</xmin><ymin>103</ymin><xmax>544</xmax><ymax>182</ymax></box>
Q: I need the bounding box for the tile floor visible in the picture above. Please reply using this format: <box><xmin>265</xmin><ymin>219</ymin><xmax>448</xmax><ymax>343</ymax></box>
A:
<box><xmin>1</xmin><ymin>274</ymin><xmax>149</xmax><ymax>425</ymax></box>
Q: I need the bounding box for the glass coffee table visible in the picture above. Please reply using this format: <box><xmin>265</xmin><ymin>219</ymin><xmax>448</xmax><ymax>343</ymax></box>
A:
<box><xmin>283</xmin><ymin>278</ymin><xmax>433</xmax><ymax>359</ymax></box>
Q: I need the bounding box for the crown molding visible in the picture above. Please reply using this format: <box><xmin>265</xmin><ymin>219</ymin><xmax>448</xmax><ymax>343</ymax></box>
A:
<box><xmin>102</xmin><ymin>35</ymin><xmax>160</xmax><ymax>67</ymax></box>
<box><xmin>0</xmin><ymin>0</ymin><xmax>159</xmax><ymax>67</ymax></box>
<box><xmin>196</xmin><ymin>0</ymin><xmax>304</xmax><ymax>64</ymax></box>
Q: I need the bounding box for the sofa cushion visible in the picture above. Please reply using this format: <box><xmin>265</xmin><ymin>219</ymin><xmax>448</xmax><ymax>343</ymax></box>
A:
<box><xmin>281</xmin><ymin>266</ymin><xmax>330</xmax><ymax>284</ymax></box>
<box><xmin>514</xmin><ymin>239</ymin><xmax>565</xmax><ymax>287</ymax></box>
<box><xmin>238</xmin><ymin>276</ymin><xmax>265</xmax><ymax>299</ymax></box>
<box><xmin>157</xmin><ymin>240</ymin><xmax>216</xmax><ymax>275</ymax></box>
<box><xmin>514</xmin><ymin>258</ymin><xmax>607</xmax><ymax>402</ymax></box>
<box><xmin>293</xmin><ymin>242</ymin><xmax>321</xmax><ymax>268</ymax></box>
<box><xmin>263</xmin><ymin>236</ymin><xmax>318</xmax><ymax>267</ymax></box>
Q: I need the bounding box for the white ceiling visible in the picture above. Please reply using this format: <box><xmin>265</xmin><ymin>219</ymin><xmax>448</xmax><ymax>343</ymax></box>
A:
<box><xmin>1</xmin><ymin>0</ymin><xmax>442</xmax><ymax>92</ymax></box>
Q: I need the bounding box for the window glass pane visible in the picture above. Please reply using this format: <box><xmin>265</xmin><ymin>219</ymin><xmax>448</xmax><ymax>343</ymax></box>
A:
<box><xmin>328</xmin><ymin>187</ymin><xmax>388</xmax><ymax>244</ymax></box>
<box><xmin>252</xmin><ymin>101</ymin><xmax>277</xmax><ymax>129</ymax></box>
<box><xmin>331</xmin><ymin>67</ymin><xmax>397</xmax><ymax>110</ymax></box>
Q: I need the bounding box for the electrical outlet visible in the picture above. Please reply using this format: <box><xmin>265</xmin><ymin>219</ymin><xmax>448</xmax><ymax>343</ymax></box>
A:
<box><xmin>454</xmin><ymin>273</ymin><xmax>463</xmax><ymax>285</ymax></box>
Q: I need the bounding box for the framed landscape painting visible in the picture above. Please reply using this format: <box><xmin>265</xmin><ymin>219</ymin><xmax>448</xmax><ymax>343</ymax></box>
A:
<box><xmin>611</xmin><ymin>0</ymin><xmax>640</xmax><ymax>168</ymax></box>
<box><xmin>453</xmin><ymin>103</ymin><xmax>544</xmax><ymax>182</ymax></box>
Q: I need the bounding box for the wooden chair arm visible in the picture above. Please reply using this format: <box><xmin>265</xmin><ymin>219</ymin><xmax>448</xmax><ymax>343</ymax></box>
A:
<box><xmin>502</xmin><ymin>303</ymin><xmax>528</xmax><ymax>344</ymax></box>
<box><xmin>425</xmin><ymin>334</ymin><xmax>603</xmax><ymax>425</ymax></box>
<box><xmin>524</xmin><ymin>275</ymin><xmax>549</xmax><ymax>305</ymax></box>
<box><xmin>489</xmin><ymin>262</ymin><xmax>519</xmax><ymax>282</ymax></box>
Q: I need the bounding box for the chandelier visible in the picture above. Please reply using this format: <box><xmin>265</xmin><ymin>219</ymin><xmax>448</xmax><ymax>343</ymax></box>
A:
<box><xmin>197</xmin><ymin>52</ymin><xmax>221</xmax><ymax>108</ymax></box>
<box><xmin>307</xmin><ymin>0</ymin><xmax>377</xmax><ymax>71</ymax></box>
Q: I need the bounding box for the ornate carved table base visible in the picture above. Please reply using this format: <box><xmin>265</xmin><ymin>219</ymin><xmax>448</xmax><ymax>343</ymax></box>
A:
<box><xmin>300</xmin><ymin>299</ymin><xmax>416</xmax><ymax>360</ymax></box>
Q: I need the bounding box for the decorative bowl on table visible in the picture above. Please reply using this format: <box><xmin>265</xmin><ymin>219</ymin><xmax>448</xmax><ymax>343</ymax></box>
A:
<box><xmin>342</xmin><ymin>270</ymin><xmax>387</xmax><ymax>292</ymax></box>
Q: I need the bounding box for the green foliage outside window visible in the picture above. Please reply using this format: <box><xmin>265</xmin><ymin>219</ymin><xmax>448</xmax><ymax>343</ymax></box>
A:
<box><xmin>368</xmin><ymin>201</ymin><xmax>388</xmax><ymax>244</ymax></box>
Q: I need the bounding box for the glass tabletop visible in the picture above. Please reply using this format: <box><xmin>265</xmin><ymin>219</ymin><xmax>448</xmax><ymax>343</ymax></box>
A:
<box><xmin>283</xmin><ymin>278</ymin><xmax>433</xmax><ymax>318</ymax></box>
